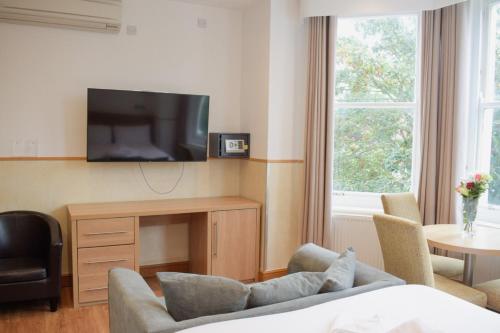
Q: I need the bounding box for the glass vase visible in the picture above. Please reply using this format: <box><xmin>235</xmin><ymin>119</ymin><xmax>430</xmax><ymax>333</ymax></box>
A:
<box><xmin>462</xmin><ymin>197</ymin><xmax>479</xmax><ymax>237</ymax></box>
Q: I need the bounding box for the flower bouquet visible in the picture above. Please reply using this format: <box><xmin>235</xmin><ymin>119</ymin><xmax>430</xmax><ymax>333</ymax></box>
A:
<box><xmin>455</xmin><ymin>173</ymin><xmax>492</xmax><ymax>236</ymax></box>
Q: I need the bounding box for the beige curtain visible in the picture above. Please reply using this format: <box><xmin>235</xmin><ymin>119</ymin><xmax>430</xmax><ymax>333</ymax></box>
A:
<box><xmin>302</xmin><ymin>16</ymin><xmax>336</xmax><ymax>246</ymax></box>
<box><xmin>418</xmin><ymin>4</ymin><xmax>464</xmax><ymax>226</ymax></box>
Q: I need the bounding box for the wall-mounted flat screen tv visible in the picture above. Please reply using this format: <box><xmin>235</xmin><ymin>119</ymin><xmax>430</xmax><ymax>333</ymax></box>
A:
<box><xmin>87</xmin><ymin>88</ymin><xmax>209</xmax><ymax>162</ymax></box>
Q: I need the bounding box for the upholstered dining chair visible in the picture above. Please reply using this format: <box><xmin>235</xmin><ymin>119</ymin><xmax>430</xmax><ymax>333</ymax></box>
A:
<box><xmin>381</xmin><ymin>193</ymin><xmax>464</xmax><ymax>279</ymax></box>
<box><xmin>372</xmin><ymin>214</ymin><xmax>487</xmax><ymax>307</ymax></box>
<box><xmin>475</xmin><ymin>280</ymin><xmax>500</xmax><ymax>312</ymax></box>
<box><xmin>0</xmin><ymin>211</ymin><xmax>63</xmax><ymax>311</ymax></box>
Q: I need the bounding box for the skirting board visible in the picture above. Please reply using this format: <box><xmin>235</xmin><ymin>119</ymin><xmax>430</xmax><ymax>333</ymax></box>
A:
<box><xmin>61</xmin><ymin>262</ymin><xmax>285</xmax><ymax>287</ymax></box>
<box><xmin>61</xmin><ymin>261</ymin><xmax>190</xmax><ymax>288</ymax></box>
<box><xmin>258</xmin><ymin>268</ymin><xmax>287</xmax><ymax>281</ymax></box>
<box><xmin>140</xmin><ymin>261</ymin><xmax>190</xmax><ymax>278</ymax></box>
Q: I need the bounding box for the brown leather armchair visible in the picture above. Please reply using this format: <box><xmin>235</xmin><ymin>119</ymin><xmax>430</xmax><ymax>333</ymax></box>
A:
<box><xmin>0</xmin><ymin>211</ymin><xmax>63</xmax><ymax>311</ymax></box>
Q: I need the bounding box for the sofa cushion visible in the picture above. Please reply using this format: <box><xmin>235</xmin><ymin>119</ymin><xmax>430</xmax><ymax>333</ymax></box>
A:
<box><xmin>321</xmin><ymin>248</ymin><xmax>357</xmax><ymax>292</ymax></box>
<box><xmin>0</xmin><ymin>257</ymin><xmax>47</xmax><ymax>284</ymax></box>
<box><xmin>247</xmin><ymin>272</ymin><xmax>327</xmax><ymax>308</ymax></box>
<box><xmin>157</xmin><ymin>272</ymin><xmax>250</xmax><ymax>322</ymax></box>
<box><xmin>288</xmin><ymin>243</ymin><xmax>339</xmax><ymax>273</ymax></box>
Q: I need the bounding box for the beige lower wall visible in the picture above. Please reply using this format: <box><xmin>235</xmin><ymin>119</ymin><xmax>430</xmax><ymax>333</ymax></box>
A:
<box><xmin>139</xmin><ymin>215</ymin><xmax>190</xmax><ymax>265</ymax></box>
<box><xmin>0</xmin><ymin>159</ymin><xmax>240</xmax><ymax>274</ymax></box>
<box><xmin>240</xmin><ymin>160</ymin><xmax>304</xmax><ymax>271</ymax></box>
<box><xmin>265</xmin><ymin>162</ymin><xmax>304</xmax><ymax>270</ymax></box>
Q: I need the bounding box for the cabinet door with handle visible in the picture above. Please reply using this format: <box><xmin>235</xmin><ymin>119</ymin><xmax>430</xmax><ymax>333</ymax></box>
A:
<box><xmin>211</xmin><ymin>209</ymin><xmax>258</xmax><ymax>281</ymax></box>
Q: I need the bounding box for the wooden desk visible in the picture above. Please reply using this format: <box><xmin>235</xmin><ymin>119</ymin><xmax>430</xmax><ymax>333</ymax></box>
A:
<box><xmin>68</xmin><ymin>196</ymin><xmax>261</xmax><ymax>308</ymax></box>
<box><xmin>424</xmin><ymin>224</ymin><xmax>500</xmax><ymax>286</ymax></box>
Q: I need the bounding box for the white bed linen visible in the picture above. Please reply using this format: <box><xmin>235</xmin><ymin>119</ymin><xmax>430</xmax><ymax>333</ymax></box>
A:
<box><xmin>179</xmin><ymin>285</ymin><xmax>500</xmax><ymax>333</ymax></box>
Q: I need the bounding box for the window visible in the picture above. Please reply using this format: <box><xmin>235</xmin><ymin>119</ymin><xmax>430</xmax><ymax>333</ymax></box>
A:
<box><xmin>332</xmin><ymin>15</ymin><xmax>420</xmax><ymax>209</ymax></box>
<box><xmin>477</xmin><ymin>1</ymin><xmax>500</xmax><ymax>220</ymax></box>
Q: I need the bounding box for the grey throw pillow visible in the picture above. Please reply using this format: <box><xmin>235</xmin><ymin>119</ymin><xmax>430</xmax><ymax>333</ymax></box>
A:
<box><xmin>288</xmin><ymin>243</ymin><xmax>339</xmax><ymax>273</ymax></box>
<box><xmin>157</xmin><ymin>272</ymin><xmax>250</xmax><ymax>321</ymax></box>
<box><xmin>320</xmin><ymin>247</ymin><xmax>356</xmax><ymax>293</ymax></box>
<box><xmin>247</xmin><ymin>272</ymin><xmax>327</xmax><ymax>308</ymax></box>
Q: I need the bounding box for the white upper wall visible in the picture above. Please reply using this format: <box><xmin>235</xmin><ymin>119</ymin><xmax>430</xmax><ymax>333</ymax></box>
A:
<box><xmin>240</xmin><ymin>0</ymin><xmax>271</xmax><ymax>159</ymax></box>
<box><xmin>0</xmin><ymin>0</ymin><xmax>242</xmax><ymax>157</ymax></box>
<box><xmin>267</xmin><ymin>0</ymin><xmax>307</xmax><ymax>160</ymax></box>
<box><xmin>300</xmin><ymin>0</ymin><xmax>467</xmax><ymax>17</ymax></box>
<box><xmin>240</xmin><ymin>0</ymin><xmax>307</xmax><ymax>160</ymax></box>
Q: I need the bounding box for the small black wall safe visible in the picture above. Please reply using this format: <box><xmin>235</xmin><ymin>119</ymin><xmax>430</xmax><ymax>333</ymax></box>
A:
<box><xmin>209</xmin><ymin>133</ymin><xmax>250</xmax><ymax>158</ymax></box>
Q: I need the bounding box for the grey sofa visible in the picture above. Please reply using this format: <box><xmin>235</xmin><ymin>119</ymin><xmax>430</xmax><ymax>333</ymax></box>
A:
<box><xmin>109</xmin><ymin>249</ymin><xmax>404</xmax><ymax>333</ymax></box>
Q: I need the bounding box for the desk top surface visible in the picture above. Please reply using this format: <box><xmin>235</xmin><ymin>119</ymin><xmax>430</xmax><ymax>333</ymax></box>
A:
<box><xmin>67</xmin><ymin>196</ymin><xmax>260</xmax><ymax>220</ymax></box>
<box><xmin>423</xmin><ymin>224</ymin><xmax>500</xmax><ymax>256</ymax></box>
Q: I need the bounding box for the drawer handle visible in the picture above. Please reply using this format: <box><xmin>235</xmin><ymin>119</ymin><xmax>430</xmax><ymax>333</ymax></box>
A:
<box><xmin>84</xmin><ymin>259</ymin><xmax>128</xmax><ymax>264</ymax></box>
<box><xmin>84</xmin><ymin>231</ymin><xmax>129</xmax><ymax>236</ymax></box>
<box><xmin>84</xmin><ymin>287</ymin><xmax>108</xmax><ymax>292</ymax></box>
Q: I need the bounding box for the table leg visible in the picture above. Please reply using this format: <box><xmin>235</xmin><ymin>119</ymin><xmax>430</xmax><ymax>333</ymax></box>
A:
<box><xmin>463</xmin><ymin>253</ymin><xmax>475</xmax><ymax>286</ymax></box>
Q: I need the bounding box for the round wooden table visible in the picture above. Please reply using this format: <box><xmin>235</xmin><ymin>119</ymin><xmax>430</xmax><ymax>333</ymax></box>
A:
<box><xmin>423</xmin><ymin>224</ymin><xmax>500</xmax><ymax>286</ymax></box>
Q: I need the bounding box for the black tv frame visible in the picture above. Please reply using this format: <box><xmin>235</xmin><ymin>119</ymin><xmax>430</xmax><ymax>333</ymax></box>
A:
<box><xmin>86</xmin><ymin>88</ymin><xmax>210</xmax><ymax>163</ymax></box>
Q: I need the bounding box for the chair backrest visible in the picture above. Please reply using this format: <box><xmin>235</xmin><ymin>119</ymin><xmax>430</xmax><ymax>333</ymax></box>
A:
<box><xmin>0</xmin><ymin>211</ymin><xmax>50</xmax><ymax>259</ymax></box>
<box><xmin>381</xmin><ymin>193</ymin><xmax>422</xmax><ymax>224</ymax></box>
<box><xmin>372</xmin><ymin>214</ymin><xmax>434</xmax><ymax>287</ymax></box>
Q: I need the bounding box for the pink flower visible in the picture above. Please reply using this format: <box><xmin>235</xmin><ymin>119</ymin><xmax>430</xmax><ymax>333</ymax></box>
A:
<box><xmin>466</xmin><ymin>182</ymin><xmax>474</xmax><ymax>189</ymax></box>
<box><xmin>475</xmin><ymin>174</ymin><xmax>482</xmax><ymax>181</ymax></box>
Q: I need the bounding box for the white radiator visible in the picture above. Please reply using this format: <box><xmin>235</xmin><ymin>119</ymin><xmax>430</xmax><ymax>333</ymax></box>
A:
<box><xmin>331</xmin><ymin>213</ymin><xmax>384</xmax><ymax>270</ymax></box>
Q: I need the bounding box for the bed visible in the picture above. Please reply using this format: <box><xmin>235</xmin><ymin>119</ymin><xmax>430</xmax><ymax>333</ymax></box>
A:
<box><xmin>179</xmin><ymin>285</ymin><xmax>500</xmax><ymax>333</ymax></box>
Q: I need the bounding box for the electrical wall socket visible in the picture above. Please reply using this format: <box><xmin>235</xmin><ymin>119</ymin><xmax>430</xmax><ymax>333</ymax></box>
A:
<box><xmin>25</xmin><ymin>140</ymin><xmax>38</xmax><ymax>156</ymax></box>
<box><xmin>12</xmin><ymin>139</ymin><xmax>38</xmax><ymax>156</ymax></box>
<box><xmin>12</xmin><ymin>140</ymin><xmax>23</xmax><ymax>156</ymax></box>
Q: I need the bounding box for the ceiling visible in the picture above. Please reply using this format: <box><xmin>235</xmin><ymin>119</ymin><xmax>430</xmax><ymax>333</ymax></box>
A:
<box><xmin>175</xmin><ymin>0</ymin><xmax>258</xmax><ymax>10</ymax></box>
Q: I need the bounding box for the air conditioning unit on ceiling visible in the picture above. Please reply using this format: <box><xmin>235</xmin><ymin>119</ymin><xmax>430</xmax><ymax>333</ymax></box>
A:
<box><xmin>0</xmin><ymin>0</ymin><xmax>122</xmax><ymax>33</ymax></box>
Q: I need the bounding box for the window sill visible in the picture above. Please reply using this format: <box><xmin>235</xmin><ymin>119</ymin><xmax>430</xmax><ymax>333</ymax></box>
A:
<box><xmin>475</xmin><ymin>220</ymin><xmax>500</xmax><ymax>229</ymax></box>
<box><xmin>332</xmin><ymin>192</ymin><xmax>384</xmax><ymax>213</ymax></box>
<box><xmin>333</xmin><ymin>206</ymin><xmax>383</xmax><ymax>217</ymax></box>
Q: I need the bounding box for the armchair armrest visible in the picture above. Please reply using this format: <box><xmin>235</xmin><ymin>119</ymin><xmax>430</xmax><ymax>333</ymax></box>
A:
<box><xmin>109</xmin><ymin>268</ymin><xmax>177</xmax><ymax>333</ymax></box>
<box><xmin>41</xmin><ymin>213</ymin><xmax>63</xmax><ymax>248</ymax></box>
<box><xmin>32</xmin><ymin>212</ymin><xmax>63</xmax><ymax>281</ymax></box>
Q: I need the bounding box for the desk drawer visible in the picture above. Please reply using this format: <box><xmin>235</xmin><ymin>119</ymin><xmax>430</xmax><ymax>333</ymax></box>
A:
<box><xmin>78</xmin><ymin>245</ymin><xmax>134</xmax><ymax>276</ymax></box>
<box><xmin>79</xmin><ymin>274</ymin><xmax>108</xmax><ymax>304</ymax></box>
<box><xmin>77</xmin><ymin>217</ymin><xmax>134</xmax><ymax>248</ymax></box>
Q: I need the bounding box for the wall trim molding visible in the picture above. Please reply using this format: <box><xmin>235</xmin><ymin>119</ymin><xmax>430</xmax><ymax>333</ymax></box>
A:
<box><xmin>249</xmin><ymin>158</ymin><xmax>304</xmax><ymax>164</ymax></box>
<box><xmin>0</xmin><ymin>156</ymin><xmax>305</xmax><ymax>163</ymax></box>
<box><xmin>0</xmin><ymin>156</ymin><xmax>86</xmax><ymax>161</ymax></box>
<box><xmin>61</xmin><ymin>261</ymin><xmax>190</xmax><ymax>287</ymax></box>
<box><xmin>258</xmin><ymin>268</ymin><xmax>287</xmax><ymax>281</ymax></box>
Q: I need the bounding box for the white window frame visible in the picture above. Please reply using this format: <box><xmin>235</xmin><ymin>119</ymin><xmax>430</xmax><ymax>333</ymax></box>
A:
<box><xmin>332</xmin><ymin>13</ymin><xmax>422</xmax><ymax>213</ymax></box>
<box><xmin>475</xmin><ymin>0</ymin><xmax>500</xmax><ymax>223</ymax></box>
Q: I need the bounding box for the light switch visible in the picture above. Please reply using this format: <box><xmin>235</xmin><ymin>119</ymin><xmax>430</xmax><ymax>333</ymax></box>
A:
<box><xmin>126</xmin><ymin>25</ymin><xmax>137</xmax><ymax>35</ymax></box>
<box><xmin>197</xmin><ymin>18</ymin><xmax>207</xmax><ymax>29</ymax></box>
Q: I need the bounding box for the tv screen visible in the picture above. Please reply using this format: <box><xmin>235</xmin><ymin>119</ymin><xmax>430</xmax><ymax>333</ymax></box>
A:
<box><xmin>87</xmin><ymin>89</ymin><xmax>209</xmax><ymax>162</ymax></box>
